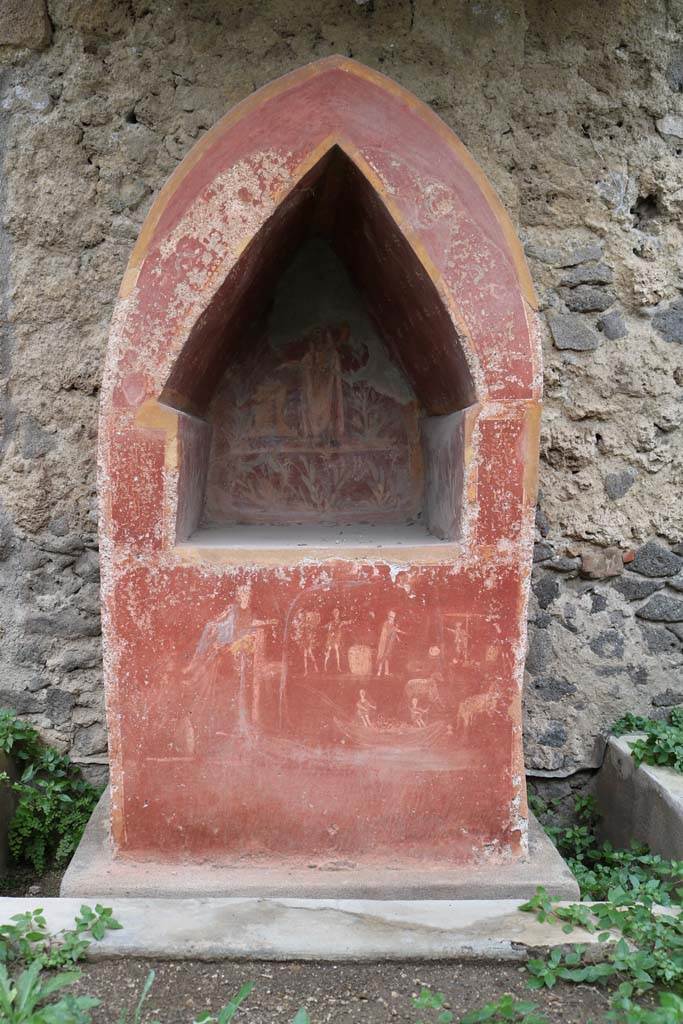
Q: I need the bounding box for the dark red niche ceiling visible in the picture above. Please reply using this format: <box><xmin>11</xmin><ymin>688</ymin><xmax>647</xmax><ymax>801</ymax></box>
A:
<box><xmin>161</xmin><ymin>145</ymin><xmax>477</xmax><ymax>419</ymax></box>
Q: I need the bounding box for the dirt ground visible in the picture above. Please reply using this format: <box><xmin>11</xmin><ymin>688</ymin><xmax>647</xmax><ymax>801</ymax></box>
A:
<box><xmin>0</xmin><ymin>864</ymin><xmax>64</xmax><ymax>897</ymax></box>
<box><xmin>75</xmin><ymin>958</ymin><xmax>619</xmax><ymax>1023</ymax></box>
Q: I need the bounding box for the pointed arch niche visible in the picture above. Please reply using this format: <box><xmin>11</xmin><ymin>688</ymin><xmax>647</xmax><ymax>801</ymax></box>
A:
<box><xmin>163</xmin><ymin>142</ymin><xmax>478</xmax><ymax>545</ymax></box>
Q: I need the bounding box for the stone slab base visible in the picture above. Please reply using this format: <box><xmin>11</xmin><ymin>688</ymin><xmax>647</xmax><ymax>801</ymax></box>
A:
<box><xmin>0</xmin><ymin>895</ymin><xmax>604</xmax><ymax>961</ymax></box>
<box><xmin>595</xmin><ymin>734</ymin><xmax>683</xmax><ymax>860</ymax></box>
<box><xmin>61</xmin><ymin>791</ymin><xmax>579</xmax><ymax>901</ymax></box>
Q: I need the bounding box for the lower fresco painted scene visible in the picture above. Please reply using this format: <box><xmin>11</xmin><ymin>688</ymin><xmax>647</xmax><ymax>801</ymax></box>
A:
<box><xmin>110</xmin><ymin>562</ymin><xmax>525</xmax><ymax>862</ymax></box>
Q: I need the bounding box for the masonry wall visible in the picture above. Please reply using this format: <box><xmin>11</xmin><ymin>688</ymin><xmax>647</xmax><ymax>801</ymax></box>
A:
<box><xmin>0</xmin><ymin>0</ymin><xmax>681</xmax><ymax>789</ymax></box>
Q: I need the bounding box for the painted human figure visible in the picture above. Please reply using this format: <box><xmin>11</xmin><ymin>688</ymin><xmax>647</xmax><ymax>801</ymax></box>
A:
<box><xmin>376</xmin><ymin>610</ymin><xmax>405</xmax><ymax>676</ymax></box>
<box><xmin>300</xmin><ymin>326</ymin><xmax>346</xmax><ymax>443</ymax></box>
<box><xmin>293</xmin><ymin>609</ymin><xmax>320</xmax><ymax>675</ymax></box>
<box><xmin>409</xmin><ymin>697</ymin><xmax>428</xmax><ymax>728</ymax></box>
<box><xmin>447</xmin><ymin>621</ymin><xmax>468</xmax><ymax>664</ymax></box>
<box><xmin>188</xmin><ymin>584</ymin><xmax>275</xmax><ymax>740</ymax></box>
<box><xmin>356</xmin><ymin>689</ymin><xmax>376</xmax><ymax>728</ymax></box>
<box><xmin>323</xmin><ymin>607</ymin><xmax>350</xmax><ymax>672</ymax></box>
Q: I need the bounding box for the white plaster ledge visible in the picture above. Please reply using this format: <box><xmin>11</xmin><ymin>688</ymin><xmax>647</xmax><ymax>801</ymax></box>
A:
<box><xmin>595</xmin><ymin>734</ymin><xmax>683</xmax><ymax>860</ymax></box>
<box><xmin>0</xmin><ymin>896</ymin><xmax>608</xmax><ymax>961</ymax></box>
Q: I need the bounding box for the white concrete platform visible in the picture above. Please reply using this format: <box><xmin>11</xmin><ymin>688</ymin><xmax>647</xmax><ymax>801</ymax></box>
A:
<box><xmin>595</xmin><ymin>734</ymin><xmax>683</xmax><ymax>860</ymax></box>
<box><xmin>0</xmin><ymin>896</ymin><xmax>605</xmax><ymax>961</ymax></box>
<box><xmin>60</xmin><ymin>792</ymin><xmax>580</xmax><ymax>901</ymax></box>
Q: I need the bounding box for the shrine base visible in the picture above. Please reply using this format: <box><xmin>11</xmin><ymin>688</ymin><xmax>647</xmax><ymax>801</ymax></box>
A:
<box><xmin>61</xmin><ymin>791</ymin><xmax>579</xmax><ymax>901</ymax></box>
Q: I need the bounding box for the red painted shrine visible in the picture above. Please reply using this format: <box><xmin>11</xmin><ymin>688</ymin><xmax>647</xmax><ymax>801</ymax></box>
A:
<box><xmin>99</xmin><ymin>57</ymin><xmax>542</xmax><ymax>872</ymax></box>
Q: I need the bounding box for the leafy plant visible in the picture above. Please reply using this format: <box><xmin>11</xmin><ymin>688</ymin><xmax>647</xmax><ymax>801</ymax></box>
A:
<box><xmin>607</xmin><ymin>985</ymin><xmax>683</xmax><ymax>1023</ymax></box>
<box><xmin>0</xmin><ymin>708</ymin><xmax>101</xmax><ymax>873</ymax></box>
<box><xmin>412</xmin><ymin>986</ymin><xmax>454</xmax><ymax>1023</ymax></box>
<box><xmin>611</xmin><ymin>709</ymin><xmax>683</xmax><ymax>774</ymax></box>
<box><xmin>526</xmin><ymin>944</ymin><xmax>617</xmax><ymax>989</ymax></box>
<box><xmin>0</xmin><ymin>960</ymin><xmax>99</xmax><ymax>1024</ymax></box>
<box><xmin>460</xmin><ymin>993</ymin><xmax>549</xmax><ymax>1024</ymax></box>
<box><xmin>536</xmin><ymin>794</ymin><xmax>682</xmax><ymax>905</ymax></box>
<box><xmin>0</xmin><ymin>905</ymin><xmax>122</xmax><ymax>969</ymax></box>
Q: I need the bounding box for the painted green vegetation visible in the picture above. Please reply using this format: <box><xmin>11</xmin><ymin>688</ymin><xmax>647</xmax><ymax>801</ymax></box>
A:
<box><xmin>611</xmin><ymin>709</ymin><xmax>683</xmax><ymax>774</ymax></box>
<box><xmin>0</xmin><ymin>709</ymin><xmax>100</xmax><ymax>874</ymax></box>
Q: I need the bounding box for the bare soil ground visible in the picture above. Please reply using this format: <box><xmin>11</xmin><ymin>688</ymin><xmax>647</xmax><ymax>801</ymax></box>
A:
<box><xmin>0</xmin><ymin>864</ymin><xmax>63</xmax><ymax>897</ymax></box>
<box><xmin>76</xmin><ymin>958</ymin><xmax>618</xmax><ymax>1023</ymax></box>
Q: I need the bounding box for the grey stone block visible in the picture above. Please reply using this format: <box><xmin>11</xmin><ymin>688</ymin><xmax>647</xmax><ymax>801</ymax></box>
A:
<box><xmin>653</xmin><ymin>297</ymin><xmax>683</xmax><ymax>343</ymax></box>
<box><xmin>559</xmin><ymin>262</ymin><xmax>614</xmax><ymax>287</ymax></box>
<box><xmin>547</xmin><ymin>313</ymin><xmax>601</xmax><ymax>351</ymax></box>
<box><xmin>636</xmin><ymin>593</ymin><xmax>683</xmax><ymax>622</ymax></box>
<box><xmin>559</xmin><ymin>286</ymin><xmax>615</xmax><ymax>313</ymax></box>
<box><xmin>612</xmin><ymin>576</ymin><xmax>663</xmax><ymax>601</ymax></box>
<box><xmin>604</xmin><ymin>468</ymin><xmax>636</xmax><ymax>500</ymax></box>
<box><xmin>628</xmin><ymin>540</ymin><xmax>682</xmax><ymax>578</ymax></box>
<box><xmin>598</xmin><ymin>310</ymin><xmax>628</xmax><ymax>340</ymax></box>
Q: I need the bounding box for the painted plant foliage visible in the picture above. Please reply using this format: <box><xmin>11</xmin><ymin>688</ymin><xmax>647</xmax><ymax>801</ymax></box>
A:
<box><xmin>203</xmin><ymin>242</ymin><xmax>424</xmax><ymax>527</ymax></box>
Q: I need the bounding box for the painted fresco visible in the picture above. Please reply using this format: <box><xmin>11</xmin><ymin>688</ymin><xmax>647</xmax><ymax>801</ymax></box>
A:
<box><xmin>178</xmin><ymin>578</ymin><xmax>505</xmax><ymax>766</ymax></box>
<box><xmin>202</xmin><ymin>241</ymin><xmax>424</xmax><ymax>527</ymax></box>
<box><xmin>111</xmin><ymin>560</ymin><xmax>521</xmax><ymax>858</ymax></box>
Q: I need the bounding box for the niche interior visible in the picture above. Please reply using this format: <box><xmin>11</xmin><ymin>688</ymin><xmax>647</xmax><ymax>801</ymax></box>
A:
<box><xmin>160</xmin><ymin>146</ymin><xmax>477</xmax><ymax>546</ymax></box>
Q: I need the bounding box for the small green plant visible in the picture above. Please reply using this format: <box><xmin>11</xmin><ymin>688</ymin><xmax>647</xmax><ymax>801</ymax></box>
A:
<box><xmin>0</xmin><ymin>905</ymin><xmax>122</xmax><ymax>969</ymax></box>
<box><xmin>117</xmin><ymin>970</ymin><xmax>155</xmax><ymax>1024</ymax></box>
<box><xmin>0</xmin><ymin>960</ymin><xmax>99</xmax><ymax>1024</ymax></box>
<box><xmin>607</xmin><ymin>985</ymin><xmax>683</xmax><ymax>1023</ymax></box>
<box><xmin>536</xmin><ymin>794</ymin><xmax>682</xmax><ymax>904</ymax></box>
<box><xmin>611</xmin><ymin>708</ymin><xmax>683</xmax><ymax>774</ymax></box>
<box><xmin>0</xmin><ymin>708</ymin><xmax>101</xmax><ymax>874</ymax></box>
<box><xmin>412</xmin><ymin>986</ymin><xmax>454</xmax><ymax>1023</ymax></box>
<box><xmin>460</xmin><ymin>993</ymin><xmax>549</xmax><ymax>1023</ymax></box>
<box><xmin>526</xmin><ymin>944</ymin><xmax>617</xmax><ymax>989</ymax></box>
<box><xmin>195</xmin><ymin>981</ymin><xmax>254</xmax><ymax>1024</ymax></box>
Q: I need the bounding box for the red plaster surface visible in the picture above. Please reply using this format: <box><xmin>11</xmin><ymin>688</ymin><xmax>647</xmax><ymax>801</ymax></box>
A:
<box><xmin>99</xmin><ymin>57</ymin><xmax>542</xmax><ymax>869</ymax></box>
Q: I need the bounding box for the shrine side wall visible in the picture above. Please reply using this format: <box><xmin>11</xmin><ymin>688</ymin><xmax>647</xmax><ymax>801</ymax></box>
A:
<box><xmin>0</xmin><ymin>0</ymin><xmax>681</xmax><ymax>792</ymax></box>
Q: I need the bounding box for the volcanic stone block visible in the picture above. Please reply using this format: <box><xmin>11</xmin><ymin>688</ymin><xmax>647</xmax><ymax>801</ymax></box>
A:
<box><xmin>628</xmin><ymin>541</ymin><xmax>682</xmax><ymax>578</ymax></box>
<box><xmin>548</xmin><ymin>313</ymin><xmax>601</xmax><ymax>351</ymax></box>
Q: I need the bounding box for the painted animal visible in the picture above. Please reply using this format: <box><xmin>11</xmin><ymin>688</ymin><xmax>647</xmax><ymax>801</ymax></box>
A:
<box><xmin>405</xmin><ymin>677</ymin><xmax>442</xmax><ymax>706</ymax></box>
<box><xmin>456</xmin><ymin>691</ymin><xmax>498</xmax><ymax>728</ymax></box>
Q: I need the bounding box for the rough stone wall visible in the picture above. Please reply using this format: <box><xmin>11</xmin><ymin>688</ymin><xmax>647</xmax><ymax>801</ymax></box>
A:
<box><xmin>0</xmin><ymin>0</ymin><xmax>680</xmax><ymax>787</ymax></box>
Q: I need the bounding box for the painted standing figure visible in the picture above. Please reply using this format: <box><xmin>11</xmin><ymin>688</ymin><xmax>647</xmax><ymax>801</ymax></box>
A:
<box><xmin>323</xmin><ymin>607</ymin><xmax>350</xmax><ymax>672</ymax></box>
<box><xmin>293</xmin><ymin>609</ymin><xmax>321</xmax><ymax>674</ymax></box>
<box><xmin>186</xmin><ymin>584</ymin><xmax>275</xmax><ymax>741</ymax></box>
<box><xmin>376</xmin><ymin>610</ymin><xmax>405</xmax><ymax>676</ymax></box>
<box><xmin>300</xmin><ymin>326</ymin><xmax>346</xmax><ymax>443</ymax></box>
